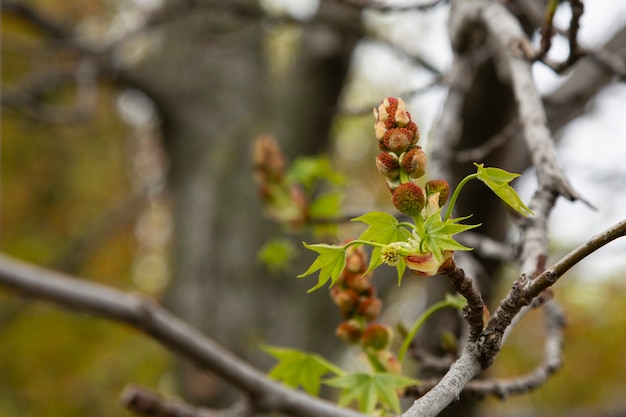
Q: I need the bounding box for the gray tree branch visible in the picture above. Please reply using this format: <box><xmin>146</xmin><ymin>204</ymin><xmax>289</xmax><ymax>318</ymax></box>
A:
<box><xmin>0</xmin><ymin>253</ymin><xmax>364</xmax><ymax>417</ymax></box>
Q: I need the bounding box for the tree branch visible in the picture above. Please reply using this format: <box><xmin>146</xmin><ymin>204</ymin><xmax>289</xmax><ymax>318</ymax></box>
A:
<box><xmin>0</xmin><ymin>253</ymin><xmax>364</xmax><ymax>417</ymax></box>
<box><xmin>121</xmin><ymin>385</ymin><xmax>250</xmax><ymax>417</ymax></box>
<box><xmin>446</xmin><ymin>264</ymin><xmax>486</xmax><ymax>342</ymax></box>
<box><xmin>408</xmin><ymin>299</ymin><xmax>565</xmax><ymax>400</ymax></box>
<box><xmin>482</xmin><ymin>1</ymin><xmax>586</xmax><ymax>205</ymax></box>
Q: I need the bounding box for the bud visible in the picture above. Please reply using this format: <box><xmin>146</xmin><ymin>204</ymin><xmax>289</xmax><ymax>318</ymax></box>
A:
<box><xmin>345</xmin><ymin>245</ymin><xmax>368</xmax><ymax>274</ymax></box>
<box><xmin>425</xmin><ymin>179</ymin><xmax>450</xmax><ymax>208</ymax></box>
<box><xmin>331</xmin><ymin>289</ymin><xmax>360</xmax><ymax>318</ymax></box>
<box><xmin>375</xmin><ymin>152</ymin><xmax>400</xmax><ymax>179</ymax></box>
<box><xmin>357</xmin><ymin>297</ymin><xmax>382</xmax><ymax>322</ymax></box>
<box><xmin>381</xmin><ymin>242</ymin><xmax>411</xmax><ymax>266</ymax></box>
<box><xmin>343</xmin><ymin>273</ymin><xmax>371</xmax><ymax>294</ymax></box>
<box><xmin>392</xmin><ymin>183</ymin><xmax>426</xmax><ymax>217</ymax></box>
<box><xmin>382</xmin><ymin>128</ymin><xmax>414</xmax><ymax>154</ymax></box>
<box><xmin>379</xmin><ymin>97</ymin><xmax>398</xmax><ymax>127</ymax></box>
<box><xmin>400</xmin><ymin>147</ymin><xmax>427</xmax><ymax>179</ymax></box>
<box><xmin>375</xmin><ymin>98</ymin><xmax>392</xmax><ymax>123</ymax></box>
<box><xmin>385</xmin><ymin>177</ymin><xmax>401</xmax><ymax>192</ymax></box>
<box><xmin>376</xmin><ymin>350</ymin><xmax>402</xmax><ymax>374</ymax></box>
<box><xmin>405</xmin><ymin>250</ymin><xmax>453</xmax><ymax>277</ymax></box>
<box><xmin>394</xmin><ymin>98</ymin><xmax>411</xmax><ymax>127</ymax></box>
<box><xmin>406</xmin><ymin>121</ymin><xmax>420</xmax><ymax>145</ymax></box>
<box><xmin>482</xmin><ymin>305</ymin><xmax>491</xmax><ymax>330</ymax></box>
<box><xmin>336</xmin><ymin>319</ymin><xmax>363</xmax><ymax>344</ymax></box>
<box><xmin>361</xmin><ymin>323</ymin><xmax>393</xmax><ymax>351</ymax></box>
<box><xmin>374</xmin><ymin>120</ymin><xmax>388</xmax><ymax>142</ymax></box>
<box><xmin>252</xmin><ymin>135</ymin><xmax>286</xmax><ymax>183</ymax></box>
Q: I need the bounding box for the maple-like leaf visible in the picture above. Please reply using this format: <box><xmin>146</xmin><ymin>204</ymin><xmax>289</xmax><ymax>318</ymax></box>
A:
<box><xmin>352</xmin><ymin>212</ymin><xmax>412</xmax><ymax>278</ymax></box>
<box><xmin>262</xmin><ymin>345</ymin><xmax>343</xmax><ymax>395</ymax></box>
<box><xmin>324</xmin><ymin>372</ymin><xmax>420</xmax><ymax>414</ymax></box>
<box><xmin>474</xmin><ymin>163</ymin><xmax>533</xmax><ymax>217</ymax></box>
<box><xmin>298</xmin><ymin>243</ymin><xmax>347</xmax><ymax>292</ymax></box>
<box><xmin>419</xmin><ymin>211</ymin><xmax>480</xmax><ymax>263</ymax></box>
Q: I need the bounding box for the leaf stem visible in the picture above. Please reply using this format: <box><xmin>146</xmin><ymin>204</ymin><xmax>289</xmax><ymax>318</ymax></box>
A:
<box><xmin>344</xmin><ymin>239</ymin><xmax>388</xmax><ymax>250</ymax></box>
<box><xmin>398</xmin><ymin>221</ymin><xmax>417</xmax><ymax>231</ymax></box>
<box><xmin>365</xmin><ymin>351</ymin><xmax>387</xmax><ymax>373</ymax></box>
<box><xmin>444</xmin><ymin>173</ymin><xmax>477</xmax><ymax>221</ymax></box>
<box><xmin>398</xmin><ymin>299</ymin><xmax>458</xmax><ymax>364</ymax></box>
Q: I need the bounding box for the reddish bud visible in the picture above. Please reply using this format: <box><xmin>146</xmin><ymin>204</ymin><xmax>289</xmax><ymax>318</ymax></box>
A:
<box><xmin>375</xmin><ymin>152</ymin><xmax>400</xmax><ymax>179</ymax></box>
<box><xmin>362</xmin><ymin>323</ymin><xmax>393</xmax><ymax>351</ymax></box>
<box><xmin>336</xmin><ymin>320</ymin><xmax>363</xmax><ymax>344</ymax></box>
<box><xmin>331</xmin><ymin>289</ymin><xmax>360</xmax><ymax>318</ymax></box>
<box><xmin>392</xmin><ymin>183</ymin><xmax>426</xmax><ymax>217</ymax></box>
<box><xmin>357</xmin><ymin>297</ymin><xmax>382</xmax><ymax>322</ymax></box>
<box><xmin>252</xmin><ymin>135</ymin><xmax>286</xmax><ymax>183</ymax></box>
<box><xmin>383</xmin><ymin>128</ymin><xmax>414</xmax><ymax>154</ymax></box>
<box><xmin>425</xmin><ymin>179</ymin><xmax>450</xmax><ymax>207</ymax></box>
<box><xmin>394</xmin><ymin>99</ymin><xmax>411</xmax><ymax>127</ymax></box>
<box><xmin>400</xmin><ymin>147</ymin><xmax>427</xmax><ymax>179</ymax></box>
<box><xmin>406</xmin><ymin>121</ymin><xmax>420</xmax><ymax>145</ymax></box>
<box><xmin>345</xmin><ymin>245</ymin><xmax>368</xmax><ymax>274</ymax></box>
<box><xmin>343</xmin><ymin>273</ymin><xmax>371</xmax><ymax>294</ymax></box>
<box><xmin>405</xmin><ymin>250</ymin><xmax>454</xmax><ymax>277</ymax></box>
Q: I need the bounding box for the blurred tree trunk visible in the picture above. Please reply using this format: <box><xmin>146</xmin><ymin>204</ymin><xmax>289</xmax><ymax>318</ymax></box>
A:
<box><xmin>130</xmin><ymin>1</ymin><xmax>360</xmax><ymax>405</ymax></box>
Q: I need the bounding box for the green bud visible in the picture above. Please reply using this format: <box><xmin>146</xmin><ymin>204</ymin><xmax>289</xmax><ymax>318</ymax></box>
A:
<box><xmin>336</xmin><ymin>319</ymin><xmax>363</xmax><ymax>344</ymax></box>
<box><xmin>357</xmin><ymin>297</ymin><xmax>382</xmax><ymax>322</ymax></box>
<box><xmin>361</xmin><ymin>323</ymin><xmax>393</xmax><ymax>351</ymax></box>
<box><xmin>392</xmin><ymin>183</ymin><xmax>426</xmax><ymax>217</ymax></box>
<box><xmin>425</xmin><ymin>179</ymin><xmax>450</xmax><ymax>207</ymax></box>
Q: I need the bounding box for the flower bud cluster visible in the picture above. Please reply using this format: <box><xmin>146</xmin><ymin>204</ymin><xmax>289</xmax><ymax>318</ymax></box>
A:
<box><xmin>373</xmin><ymin>98</ymin><xmax>425</xmax><ymax>192</ymax></box>
<box><xmin>331</xmin><ymin>244</ymin><xmax>399</xmax><ymax>372</ymax></box>
<box><xmin>252</xmin><ymin>135</ymin><xmax>308</xmax><ymax>228</ymax></box>
<box><xmin>373</xmin><ymin>98</ymin><xmax>436</xmax><ymax>219</ymax></box>
<box><xmin>374</xmin><ymin>97</ymin><xmax>456</xmax><ymax>277</ymax></box>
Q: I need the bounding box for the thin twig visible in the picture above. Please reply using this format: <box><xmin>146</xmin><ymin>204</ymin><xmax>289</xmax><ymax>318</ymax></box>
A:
<box><xmin>446</xmin><ymin>264</ymin><xmax>486</xmax><ymax>342</ymax></box>
<box><xmin>329</xmin><ymin>0</ymin><xmax>448</xmax><ymax>12</ymax></box>
<box><xmin>121</xmin><ymin>385</ymin><xmax>250</xmax><ymax>417</ymax></box>
<box><xmin>455</xmin><ymin>118</ymin><xmax>521</xmax><ymax>163</ymax></box>
<box><xmin>407</xmin><ymin>299</ymin><xmax>565</xmax><ymax>400</ymax></box>
<box><xmin>455</xmin><ymin>232</ymin><xmax>515</xmax><ymax>262</ymax></box>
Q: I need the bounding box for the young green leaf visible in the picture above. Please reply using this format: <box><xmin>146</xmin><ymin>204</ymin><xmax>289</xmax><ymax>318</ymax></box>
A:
<box><xmin>474</xmin><ymin>163</ymin><xmax>534</xmax><ymax>217</ymax></box>
<box><xmin>262</xmin><ymin>345</ymin><xmax>343</xmax><ymax>395</ymax></box>
<box><xmin>257</xmin><ymin>238</ymin><xmax>297</xmax><ymax>273</ymax></box>
<box><xmin>298</xmin><ymin>243</ymin><xmax>347</xmax><ymax>292</ymax></box>
<box><xmin>352</xmin><ymin>212</ymin><xmax>413</xmax><ymax>273</ymax></box>
<box><xmin>286</xmin><ymin>156</ymin><xmax>345</xmax><ymax>191</ymax></box>
<box><xmin>309</xmin><ymin>192</ymin><xmax>342</xmax><ymax>220</ymax></box>
<box><xmin>445</xmin><ymin>293</ymin><xmax>468</xmax><ymax>310</ymax></box>
<box><xmin>420</xmin><ymin>211</ymin><xmax>480</xmax><ymax>262</ymax></box>
<box><xmin>324</xmin><ymin>372</ymin><xmax>420</xmax><ymax>414</ymax></box>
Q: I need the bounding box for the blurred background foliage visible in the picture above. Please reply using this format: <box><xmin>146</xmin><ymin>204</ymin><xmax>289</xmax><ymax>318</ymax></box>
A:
<box><xmin>1</xmin><ymin>1</ymin><xmax>172</xmax><ymax>415</ymax></box>
<box><xmin>1</xmin><ymin>0</ymin><xmax>626</xmax><ymax>416</ymax></box>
